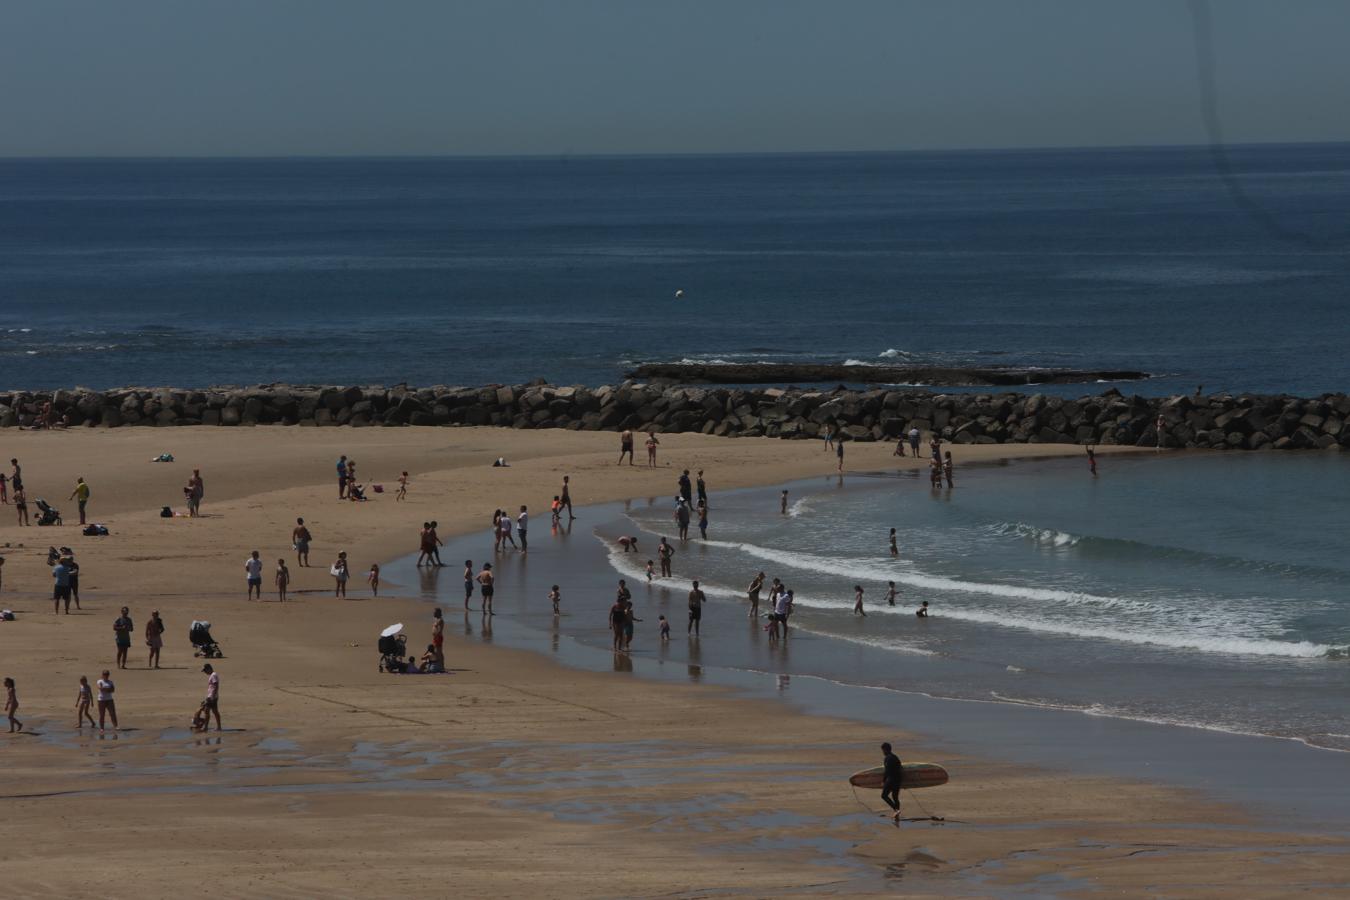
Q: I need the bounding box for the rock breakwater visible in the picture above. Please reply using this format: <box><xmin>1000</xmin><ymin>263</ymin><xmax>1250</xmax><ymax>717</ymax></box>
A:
<box><xmin>2</xmin><ymin>384</ymin><xmax>1347</xmax><ymax>450</ymax></box>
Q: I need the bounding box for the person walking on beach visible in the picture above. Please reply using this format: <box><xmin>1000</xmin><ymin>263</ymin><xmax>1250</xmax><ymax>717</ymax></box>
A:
<box><xmin>96</xmin><ymin>670</ymin><xmax>118</xmax><ymax>731</ymax></box>
<box><xmin>836</xmin><ymin>437</ymin><xmax>845</xmax><ymax>473</ymax></box>
<box><xmin>696</xmin><ymin>470</ymin><xmax>708</xmax><ymax>508</ymax></box>
<box><xmin>432</xmin><ymin>608</ymin><xmax>444</xmax><ymax>658</ymax></box>
<box><xmin>463</xmin><ymin>560</ymin><xmax>475</xmax><ymax>610</ymax></box>
<box><xmin>1086</xmin><ymin>445</ymin><xmax>1098</xmax><ymax>476</ymax></box>
<box><xmin>645</xmin><ymin>559</ymin><xmax>655</xmax><ymax>582</ymax></box>
<box><xmin>889</xmin><ymin>528</ymin><xmax>898</xmax><ymax>557</ymax></box>
<box><xmin>678</xmin><ymin>470</ymin><xmax>693</xmax><ymax>505</ymax></box>
<box><xmin>645</xmin><ymin>432</ymin><xmax>660</xmax><ymax>467</ymax></box>
<box><xmin>658</xmin><ymin>537</ymin><xmax>674</xmax><ymax>577</ymax></box>
<box><xmin>892</xmin><ymin>438</ymin><xmax>906</xmax><ymax>458</ymax></box>
<box><xmin>477</xmin><ymin>562</ymin><xmax>495</xmax><ymax>615</ymax></box>
<box><xmin>697</xmin><ymin>500</ymin><xmax>708</xmax><ymax>540</ymax></box>
<box><xmin>52</xmin><ymin>556</ymin><xmax>72</xmax><ymax>613</ymax></box>
<box><xmin>824</xmin><ymin>427</ymin><xmax>835</xmax><ymax>451</ymax></box>
<box><xmin>336</xmin><ymin>455</ymin><xmax>348</xmax><ymax>499</ymax></box>
<box><xmin>780</xmin><ymin>489</ymin><xmax>789</xmax><ymax>515</ymax></box>
<box><xmin>1156</xmin><ymin>415</ymin><xmax>1166</xmax><ymax>450</ymax></box>
<box><xmin>428</xmin><ymin>521</ymin><xmax>444</xmax><ymax>565</ymax></box>
<box><xmin>332</xmin><ymin>552</ymin><xmax>349</xmax><ymax>598</ymax></box>
<box><xmin>908</xmin><ymin>427</ymin><xmax>921</xmax><ymax>457</ymax></box>
<box><xmin>367</xmin><ymin>562</ymin><xmax>380</xmax><ymax>596</ymax></box>
<box><xmin>10</xmin><ymin>458</ymin><xmax>22</xmax><ymax>492</ymax></box>
<box><xmin>201</xmin><ymin>664</ymin><xmax>221</xmax><ymax>732</ymax></box>
<box><xmin>885</xmin><ymin>581</ymin><xmax>898</xmax><ymax>607</ymax></box>
<box><xmin>688</xmin><ymin>581</ymin><xmax>706</xmax><ymax>636</ymax></box>
<box><xmin>113</xmin><ymin>607</ymin><xmax>133</xmax><ymax>669</ymax></box>
<box><xmin>276</xmin><ymin>559</ymin><xmax>290</xmax><ymax>602</ymax></box>
<box><xmin>5</xmin><ymin>678</ymin><xmax>21</xmax><ymax>733</ymax></box>
<box><xmin>560</xmin><ymin>475</ymin><xmax>575</xmax><ymax>521</ymax></box>
<box><xmin>499</xmin><ymin>510</ymin><xmax>517</xmax><ymax>550</ymax></box>
<box><xmin>396</xmin><ymin>471</ymin><xmax>409</xmax><ymax>501</ymax></box>
<box><xmin>747</xmin><ymin>572</ymin><xmax>765</xmax><ymax>620</ymax></box>
<box><xmin>517</xmin><ymin>505</ymin><xmax>529</xmax><ymax>553</ymax></box>
<box><xmin>417</xmin><ymin>522</ymin><xmax>434</xmax><ymax>567</ymax></box>
<box><xmin>76</xmin><ymin>676</ymin><xmax>96</xmax><ymax>728</ymax></box>
<box><xmin>943</xmin><ymin>451</ymin><xmax>954</xmax><ymax>488</ymax></box>
<box><xmin>69</xmin><ymin>476</ymin><xmax>91</xmax><ymax>526</ymax></box>
<box><xmin>66</xmin><ymin>555</ymin><xmax>81</xmax><ymax>610</ymax></box>
<box><xmin>13</xmin><ymin>486</ymin><xmax>28</xmax><ymax>526</ymax></box>
<box><xmin>623</xmin><ymin>598</ymin><xmax>641</xmax><ymax>651</ymax></box>
<box><xmin>245</xmin><ymin>550</ymin><xmax>263</xmax><ymax>600</ymax></box>
<box><xmin>853</xmin><ymin>584</ymin><xmax>866</xmax><ymax>617</ymax></box>
<box><xmin>619</xmin><ymin>429</ymin><xmax>634</xmax><ymax>466</ymax></box>
<box><xmin>880</xmin><ymin>742</ymin><xmax>903</xmax><ymax>822</ymax></box>
<box><xmin>145</xmin><ymin>610</ymin><xmax>165</xmax><ymax>669</ymax></box>
<box><xmin>292</xmin><ymin>518</ymin><xmax>312</xmax><ymax>567</ymax></box>
<box><xmin>0</xmin><ymin>472</ymin><xmax>7</xmax><ymax>504</ymax></box>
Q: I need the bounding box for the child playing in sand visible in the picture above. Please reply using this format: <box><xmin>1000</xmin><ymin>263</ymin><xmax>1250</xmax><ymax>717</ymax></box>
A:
<box><xmin>549</xmin><ymin>585</ymin><xmax>561</xmax><ymax>615</ymax></box>
<box><xmin>368</xmin><ymin>563</ymin><xmax>380</xmax><ymax>596</ymax></box>
<box><xmin>5</xmin><ymin>677</ymin><xmax>20</xmax><ymax>732</ymax></box>
<box><xmin>659</xmin><ymin>615</ymin><xmax>670</xmax><ymax>641</ymax></box>
<box><xmin>396</xmin><ymin>471</ymin><xmax>409</xmax><ymax>501</ymax></box>
<box><xmin>276</xmin><ymin>559</ymin><xmax>290</xmax><ymax>602</ymax></box>
<box><xmin>76</xmin><ymin>675</ymin><xmax>96</xmax><ymax>728</ymax></box>
<box><xmin>645</xmin><ymin>560</ymin><xmax>655</xmax><ymax>582</ymax></box>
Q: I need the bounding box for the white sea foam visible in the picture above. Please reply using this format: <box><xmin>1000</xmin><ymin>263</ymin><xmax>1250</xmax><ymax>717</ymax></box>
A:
<box><xmin>990</xmin><ymin>521</ymin><xmax>1083</xmax><ymax>548</ymax></box>
<box><xmin>786</xmin><ymin>497</ymin><xmax>812</xmax><ymax>518</ymax></box>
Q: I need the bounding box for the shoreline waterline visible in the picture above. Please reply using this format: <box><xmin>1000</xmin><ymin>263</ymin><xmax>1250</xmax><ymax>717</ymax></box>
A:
<box><xmin>382</xmin><ymin>464</ymin><xmax>1350</xmax><ymax>832</ymax></box>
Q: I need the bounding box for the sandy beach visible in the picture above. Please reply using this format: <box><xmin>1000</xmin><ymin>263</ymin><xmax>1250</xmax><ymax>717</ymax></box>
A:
<box><xmin>0</xmin><ymin>426</ymin><xmax>1345</xmax><ymax>898</ymax></box>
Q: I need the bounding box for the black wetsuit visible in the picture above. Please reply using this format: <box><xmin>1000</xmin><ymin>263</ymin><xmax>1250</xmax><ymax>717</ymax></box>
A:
<box><xmin>881</xmin><ymin>751</ymin><xmax>903</xmax><ymax>812</ymax></box>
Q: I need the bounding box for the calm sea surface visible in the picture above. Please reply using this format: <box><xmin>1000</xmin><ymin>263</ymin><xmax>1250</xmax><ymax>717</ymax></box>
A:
<box><xmin>2</xmin><ymin>145</ymin><xmax>1349</xmax><ymax>393</ymax></box>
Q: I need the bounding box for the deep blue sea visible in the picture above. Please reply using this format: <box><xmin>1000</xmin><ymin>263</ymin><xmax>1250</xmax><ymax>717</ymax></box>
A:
<box><xmin>2</xmin><ymin>144</ymin><xmax>1349</xmax><ymax>393</ymax></box>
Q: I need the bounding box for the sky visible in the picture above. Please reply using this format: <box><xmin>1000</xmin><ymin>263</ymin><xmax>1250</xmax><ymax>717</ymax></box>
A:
<box><xmin>1</xmin><ymin>0</ymin><xmax>1347</xmax><ymax>156</ymax></box>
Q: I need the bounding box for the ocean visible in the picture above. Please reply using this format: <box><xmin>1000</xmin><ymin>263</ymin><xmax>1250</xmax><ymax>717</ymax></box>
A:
<box><xmin>3</xmin><ymin>144</ymin><xmax>1350</xmax><ymax>394</ymax></box>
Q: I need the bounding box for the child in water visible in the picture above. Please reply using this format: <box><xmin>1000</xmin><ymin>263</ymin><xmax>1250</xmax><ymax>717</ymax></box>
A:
<box><xmin>659</xmin><ymin>615</ymin><xmax>670</xmax><ymax>641</ymax></box>
<box><xmin>549</xmin><ymin>584</ymin><xmax>561</xmax><ymax>615</ymax></box>
<box><xmin>645</xmin><ymin>560</ymin><xmax>655</xmax><ymax>582</ymax></box>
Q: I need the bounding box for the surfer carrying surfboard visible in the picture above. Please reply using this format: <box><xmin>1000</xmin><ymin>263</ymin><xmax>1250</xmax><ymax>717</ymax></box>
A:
<box><xmin>880</xmin><ymin>742</ymin><xmax>903</xmax><ymax>821</ymax></box>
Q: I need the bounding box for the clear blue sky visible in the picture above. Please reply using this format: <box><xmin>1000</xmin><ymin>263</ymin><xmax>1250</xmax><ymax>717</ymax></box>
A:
<box><xmin>2</xmin><ymin>0</ymin><xmax>1346</xmax><ymax>156</ymax></box>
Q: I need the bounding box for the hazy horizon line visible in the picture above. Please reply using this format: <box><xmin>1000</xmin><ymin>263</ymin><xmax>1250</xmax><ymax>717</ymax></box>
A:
<box><xmin>3</xmin><ymin>138</ymin><xmax>1347</xmax><ymax>163</ymax></box>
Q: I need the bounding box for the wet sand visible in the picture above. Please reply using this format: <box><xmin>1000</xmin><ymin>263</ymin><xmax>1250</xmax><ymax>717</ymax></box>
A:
<box><xmin>0</xmin><ymin>426</ymin><xmax>1344</xmax><ymax>897</ymax></box>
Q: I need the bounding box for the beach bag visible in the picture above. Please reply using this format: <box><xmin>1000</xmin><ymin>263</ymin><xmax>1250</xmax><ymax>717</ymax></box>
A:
<box><xmin>160</xmin><ymin>506</ymin><xmax>173</xmax><ymax>518</ymax></box>
<box><xmin>83</xmin><ymin>524</ymin><xmax>109</xmax><ymax>536</ymax></box>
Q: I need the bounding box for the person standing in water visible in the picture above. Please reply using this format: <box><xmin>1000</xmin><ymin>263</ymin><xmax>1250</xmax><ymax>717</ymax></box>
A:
<box><xmin>780</xmin><ymin>490</ymin><xmax>789</xmax><ymax>515</ymax></box>
<box><xmin>853</xmin><ymin>584</ymin><xmax>866</xmax><ymax>617</ymax></box>
<box><xmin>516</xmin><ymin>505</ymin><xmax>528</xmax><ymax>553</ymax></box>
<box><xmin>560</xmin><ymin>475</ymin><xmax>575</xmax><ymax>521</ymax></box>
<box><xmin>696</xmin><ymin>470</ymin><xmax>708</xmax><ymax>508</ymax></box>
<box><xmin>5</xmin><ymin>677</ymin><xmax>21</xmax><ymax>733</ymax></box>
<box><xmin>1086</xmin><ymin>445</ymin><xmax>1098</xmax><ymax>476</ymax></box>
<box><xmin>201</xmin><ymin>664</ymin><xmax>222</xmax><ymax>732</ymax></box>
<box><xmin>747</xmin><ymin>572</ymin><xmax>765</xmax><ymax>620</ymax></box>
<box><xmin>836</xmin><ymin>438</ymin><xmax>845</xmax><ymax>473</ymax></box>
<box><xmin>477</xmin><ymin>562</ymin><xmax>495</xmax><ymax>615</ymax></box>
<box><xmin>880</xmin><ymin>742</ymin><xmax>903</xmax><ymax>822</ymax></box>
<box><xmin>463</xmin><ymin>560</ymin><xmax>475</xmax><ymax>610</ymax></box>
<box><xmin>885</xmin><ymin>581</ymin><xmax>898</xmax><ymax>606</ymax></box>
<box><xmin>696</xmin><ymin>500</ymin><xmax>708</xmax><ymax>540</ymax></box>
<box><xmin>1156</xmin><ymin>414</ymin><xmax>1166</xmax><ymax>449</ymax></box>
<box><xmin>943</xmin><ymin>451</ymin><xmax>954</xmax><ymax>488</ymax></box>
<box><xmin>276</xmin><ymin>558</ymin><xmax>290</xmax><ymax>602</ymax></box>
<box><xmin>658</xmin><ymin>537</ymin><xmax>675</xmax><ymax>577</ymax></box>
<box><xmin>889</xmin><ymin>528</ymin><xmax>898</xmax><ymax>557</ymax></box>
<box><xmin>687</xmin><ymin>580</ymin><xmax>706</xmax><ymax>636</ymax></box>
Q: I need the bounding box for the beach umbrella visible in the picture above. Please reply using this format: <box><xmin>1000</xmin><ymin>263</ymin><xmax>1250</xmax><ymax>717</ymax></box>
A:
<box><xmin>380</xmin><ymin>623</ymin><xmax>403</xmax><ymax>638</ymax></box>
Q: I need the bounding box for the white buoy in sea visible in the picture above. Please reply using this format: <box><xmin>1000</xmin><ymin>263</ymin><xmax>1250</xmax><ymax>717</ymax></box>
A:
<box><xmin>674</xmin><ymin>289</ymin><xmax>684</xmax><ymax>298</ymax></box>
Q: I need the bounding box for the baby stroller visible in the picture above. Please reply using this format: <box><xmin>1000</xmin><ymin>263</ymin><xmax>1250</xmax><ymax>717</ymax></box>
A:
<box><xmin>34</xmin><ymin>499</ymin><xmax>62</xmax><ymax>526</ymax></box>
<box><xmin>378</xmin><ymin>629</ymin><xmax>407</xmax><ymax>673</ymax></box>
<box><xmin>190</xmin><ymin>620</ymin><xmax>222</xmax><ymax>658</ymax></box>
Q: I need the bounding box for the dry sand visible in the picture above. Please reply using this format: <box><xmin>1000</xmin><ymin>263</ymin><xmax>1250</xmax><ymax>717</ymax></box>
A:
<box><xmin>0</xmin><ymin>426</ymin><xmax>1345</xmax><ymax>898</ymax></box>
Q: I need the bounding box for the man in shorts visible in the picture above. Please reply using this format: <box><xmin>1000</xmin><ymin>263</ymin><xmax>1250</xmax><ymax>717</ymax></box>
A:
<box><xmin>618</xmin><ymin>429</ymin><xmax>634</xmax><ymax>466</ymax></box>
<box><xmin>291</xmin><ymin>517</ymin><xmax>312</xmax><ymax>567</ymax></box>
<box><xmin>336</xmin><ymin>454</ymin><xmax>348</xmax><ymax>499</ymax></box>
<box><xmin>113</xmin><ymin>607</ymin><xmax>133</xmax><ymax>669</ymax></box>
<box><xmin>201</xmin><ymin>664</ymin><xmax>222</xmax><ymax>731</ymax></box>
<box><xmin>245</xmin><ymin>550</ymin><xmax>264</xmax><ymax>600</ymax></box>
<box><xmin>477</xmin><ymin>562</ymin><xmax>495</xmax><ymax>615</ymax></box>
<box><xmin>52</xmin><ymin>557</ymin><xmax>72</xmax><ymax>614</ymax></box>
<box><xmin>688</xmin><ymin>580</ymin><xmax>706</xmax><ymax>636</ymax></box>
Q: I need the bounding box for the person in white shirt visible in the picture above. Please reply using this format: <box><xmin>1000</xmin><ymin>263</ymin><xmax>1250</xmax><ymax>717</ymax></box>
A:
<box><xmin>96</xmin><ymin>669</ymin><xmax>119</xmax><ymax>731</ymax></box>
<box><xmin>244</xmin><ymin>550</ymin><xmax>264</xmax><ymax>600</ymax></box>
<box><xmin>517</xmin><ymin>505</ymin><xmax>529</xmax><ymax>553</ymax></box>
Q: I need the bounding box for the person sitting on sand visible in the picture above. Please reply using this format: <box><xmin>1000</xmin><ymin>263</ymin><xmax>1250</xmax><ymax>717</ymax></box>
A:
<box><xmin>420</xmin><ymin>643</ymin><xmax>444</xmax><ymax>674</ymax></box>
<box><xmin>403</xmin><ymin>656</ymin><xmax>421</xmax><ymax>674</ymax></box>
<box><xmin>618</xmin><ymin>535</ymin><xmax>639</xmax><ymax>553</ymax></box>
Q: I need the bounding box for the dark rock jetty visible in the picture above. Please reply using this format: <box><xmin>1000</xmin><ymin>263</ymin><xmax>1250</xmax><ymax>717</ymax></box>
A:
<box><xmin>1</xmin><ymin>383</ymin><xmax>1347</xmax><ymax>450</ymax></box>
<box><xmin>628</xmin><ymin>363</ymin><xmax>1149</xmax><ymax>386</ymax></box>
